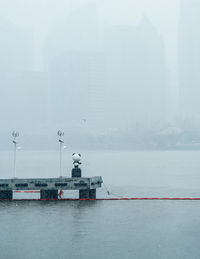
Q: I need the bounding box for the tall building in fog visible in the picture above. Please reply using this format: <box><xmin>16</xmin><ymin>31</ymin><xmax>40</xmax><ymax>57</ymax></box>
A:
<box><xmin>0</xmin><ymin>17</ymin><xmax>32</xmax><ymax>74</ymax></box>
<box><xmin>0</xmin><ymin>70</ymin><xmax>48</xmax><ymax>131</ymax></box>
<box><xmin>179</xmin><ymin>0</ymin><xmax>200</xmax><ymax>119</ymax></box>
<box><xmin>43</xmin><ymin>4</ymin><xmax>101</xmax><ymax>71</ymax></box>
<box><xmin>48</xmin><ymin>51</ymin><xmax>105</xmax><ymax>131</ymax></box>
<box><xmin>44</xmin><ymin>4</ymin><xmax>106</xmax><ymax>132</ymax></box>
<box><xmin>104</xmin><ymin>18</ymin><xmax>168</xmax><ymax>129</ymax></box>
<box><xmin>0</xmin><ymin>18</ymin><xmax>39</xmax><ymax>131</ymax></box>
<box><xmin>46</xmin><ymin>13</ymin><xmax>169</xmax><ymax>132</ymax></box>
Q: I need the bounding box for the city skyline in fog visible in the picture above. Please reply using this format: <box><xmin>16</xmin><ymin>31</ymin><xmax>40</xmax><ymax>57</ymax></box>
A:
<box><xmin>0</xmin><ymin>0</ymin><xmax>200</xmax><ymax>150</ymax></box>
<box><xmin>0</xmin><ymin>0</ymin><xmax>180</xmax><ymax>77</ymax></box>
<box><xmin>0</xmin><ymin>0</ymin><xmax>180</xmax><ymax>112</ymax></box>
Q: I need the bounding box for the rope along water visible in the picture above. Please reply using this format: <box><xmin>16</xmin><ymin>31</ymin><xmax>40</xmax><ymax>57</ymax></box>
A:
<box><xmin>13</xmin><ymin>188</ymin><xmax>200</xmax><ymax>200</ymax></box>
<box><xmin>1</xmin><ymin>198</ymin><xmax>200</xmax><ymax>201</ymax></box>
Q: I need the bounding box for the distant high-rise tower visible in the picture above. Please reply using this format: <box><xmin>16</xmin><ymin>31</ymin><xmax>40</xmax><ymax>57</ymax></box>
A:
<box><xmin>0</xmin><ymin>17</ymin><xmax>32</xmax><ymax>74</ymax></box>
<box><xmin>104</xmin><ymin>18</ymin><xmax>168</xmax><ymax>129</ymax></box>
<box><xmin>43</xmin><ymin>4</ymin><xmax>101</xmax><ymax>71</ymax></box>
<box><xmin>48</xmin><ymin>51</ymin><xmax>105</xmax><ymax>131</ymax></box>
<box><xmin>0</xmin><ymin>17</ymin><xmax>35</xmax><ymax>129</ymax></box>
<box><xmin>179</xmin><ymin>0</ymin><xmax>200</xmax><ymax>119</ymax></box>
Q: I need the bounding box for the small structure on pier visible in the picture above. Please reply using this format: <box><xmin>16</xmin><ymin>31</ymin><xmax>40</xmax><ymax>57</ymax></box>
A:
<box><xmin>0</xmin><ymin>153</ymin><xmax>103</xmax><ymax>200</ymax></box>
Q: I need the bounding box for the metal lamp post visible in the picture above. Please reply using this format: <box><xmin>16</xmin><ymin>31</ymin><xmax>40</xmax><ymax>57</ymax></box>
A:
<box><xmin>12</xmin><ymin>131</ymin><xmax>19</xmax><ymax>178</ymax></box>
<box><xmin>57</xmin><ymin>130</ymin><xmax>64</xmax><ymax>178</ymax></box>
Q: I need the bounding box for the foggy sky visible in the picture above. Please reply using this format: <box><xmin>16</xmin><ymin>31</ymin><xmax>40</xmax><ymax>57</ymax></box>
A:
<box><xmin>1</xmin><ymin>0</ymin><xmax>200</xmax><ymax>150</ymax></box>
<box><xmin>0</xmin><ymin>0</ymin><xmax>180</xmax><ymax>111</ymax></box>
<box><xmin>0</xmin><ymin>0</ymin><xmax>180</xmax><ymax>71</ymax></box>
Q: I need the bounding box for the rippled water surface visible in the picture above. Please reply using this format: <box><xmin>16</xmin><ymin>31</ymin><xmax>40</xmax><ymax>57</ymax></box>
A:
<box><xmin>0</xmin><ymin>150</ymin><xmax>200</xmax><ymax>259</ymax></box>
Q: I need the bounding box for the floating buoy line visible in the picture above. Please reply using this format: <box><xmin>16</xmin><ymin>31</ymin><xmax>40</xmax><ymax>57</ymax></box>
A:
<box><xmin>11</xmin><ymin>185</ymin><xmax>200</xmax><ymax>201</ymax></box>
<box><xmin>1</xmin><ymin>198</ymin><xmax>200</xmax><ymax>201</ymax></box>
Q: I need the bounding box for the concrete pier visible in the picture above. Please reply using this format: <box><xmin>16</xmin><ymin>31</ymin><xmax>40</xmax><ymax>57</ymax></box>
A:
<box><xmin>89</xmin><ymin>189</ymin><xmax>96</xmax><ymax>199</ymax></box>
<box><xmin>79</xmin><ymin>189</ymin><xmax>96</xmax><ymax>199</ymax></box>
<box><xmin>79</xmin><ymin>189</ymin><xmax>90</xmax><ymax>199</ymax></box>
<box><xmin>40</xmin><ymin>190</ymin><xmax>58</xmax><ymax>199</ymax></box>
<box><xmin>0</xmin><ymin>176</ymin><xmax>103</xmax><ymax>200</ymax></box>
<box><xmin>0</xmin><ymin>190</ymin><xmax>13</xmax><ymax>200</ymax></box>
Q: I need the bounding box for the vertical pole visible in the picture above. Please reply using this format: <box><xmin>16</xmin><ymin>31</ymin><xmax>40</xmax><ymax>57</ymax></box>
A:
<box><xmin>12</xmin><ymin>131</ymin><xmax>19</xmax><ymax>179</ymax></box>
<box><xmin>13</xmin><ymin>141</ymin><xmax>17</xmax><ymax>178</ymax></box>
<box><xmin>59</xmin><ymin>140</ymin><xmax>62</xmax><ymax>178</ymax></box>
<box><xmin>57</xmin><ymin>130</ymin><xmax>64</xmax><ymax>178</ymax></box>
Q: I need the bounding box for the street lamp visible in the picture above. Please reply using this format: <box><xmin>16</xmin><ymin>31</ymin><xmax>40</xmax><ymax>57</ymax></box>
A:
<box><xmin>57</xmin><ymin>130</ymin><xmax>64</xmax><ymax>178</ymax></box>
<box><xmin>12</xmin><ymin>131</ymin><xmax>19</xmax><ymax>178</ymax></box>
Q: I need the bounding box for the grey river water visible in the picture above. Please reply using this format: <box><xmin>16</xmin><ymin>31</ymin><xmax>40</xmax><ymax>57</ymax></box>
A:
<box><xmin>0</xmin><ymin>150</ymin><xmax>200</xmax><ymax>258</ymax></box>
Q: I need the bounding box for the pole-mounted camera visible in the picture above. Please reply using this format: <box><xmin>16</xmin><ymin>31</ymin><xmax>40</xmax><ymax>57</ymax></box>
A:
<box><xmin>72</xmin><ymin>153</ymin><xmax>82</xmax><ymax>177</ymax></box>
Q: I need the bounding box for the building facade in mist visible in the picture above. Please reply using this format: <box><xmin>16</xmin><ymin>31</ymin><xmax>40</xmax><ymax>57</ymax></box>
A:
<box><xmin>47</xmin><ymin>16</ymin><xmax>169</xmax><ymax>134</ymax></box>
<box><xmin>0</xmin><ymin>17</ymin><xmax>32</xmax><ymax>74</ymax></box>
<box><xmin>48</xmin><ymin>51</ymin><xmax>105</xmax><ymax>132</ymax></box>
<box><xmin>43</xmin><ymin>4</ymin><xmax>101</xmax><ymax>71</ymax></box>
<box><xmin>104</xmin><ymin>18</ymin><xmax>168</xmax><ymax>130</ymax></box>
<box><xmin>179</xmin><ymin>0</ymin><xmax>200</xmax><ymax>119</ymax></box>
<box><xmin>0</xmin><ymin>18</ymin><xmax>44</xmax><ymax>132</ymax></box>
<box><xmin>44</xmin><ymin>4</ymin><xmax>108</xmax><ymax>133</ymax></box>
<box><xmin>0</xmin><ymin>71</ymin><xmax>48</xmax><ymax>132</ymax></box>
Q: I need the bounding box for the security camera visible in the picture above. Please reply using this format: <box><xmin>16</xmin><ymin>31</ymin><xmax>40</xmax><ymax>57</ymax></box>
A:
<box><xmin>72</xmin><ymin>153</ymin><xmax>81</xmax><ymax>167</ymax></box>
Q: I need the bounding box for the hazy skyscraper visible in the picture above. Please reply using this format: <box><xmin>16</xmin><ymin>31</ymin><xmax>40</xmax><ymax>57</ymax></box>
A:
<box><xmin>104</xmin><ymin>18</ymin><xmax>168</xmax><ymax>129</ymax></box>
<box><xmin>0</xmin><ymin>17</ymin><xmax>32</xmax><ymax>74</ymax></box>
<box><xmin>48</xmin><ymin>51</ymin><xmax>105</xmax><ymax>132</ymax></box>
<box><xmin>179</xmin><ymin>0</ymin><xmax>200</xmax><ymax>119</ymax></box>
<box><xmin>43</xmin><ymin>4</ymin><xmax>102</xmax><ymax>71</ymax></box>
<box><xmin>0</xmin><ymin>17</ymin><xmax>35</xmax><ymax>130</ymax></box>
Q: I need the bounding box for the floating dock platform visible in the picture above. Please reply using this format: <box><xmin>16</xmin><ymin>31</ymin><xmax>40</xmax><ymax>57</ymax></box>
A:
<box><xmin>0</xmin><ymin>176</ymin><xmax>103</xmax><ymax>200</ymax></box>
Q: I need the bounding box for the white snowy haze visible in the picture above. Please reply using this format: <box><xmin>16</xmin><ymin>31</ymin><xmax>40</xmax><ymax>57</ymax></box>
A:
<box><xmin>0</xmin><ymin>0</ymin><xmax>199</xmax><ymax>149</ymax></box>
